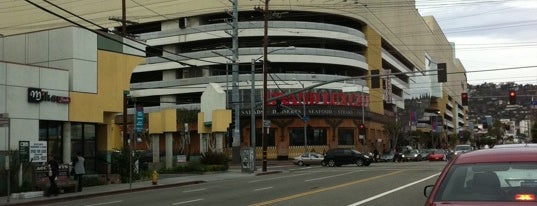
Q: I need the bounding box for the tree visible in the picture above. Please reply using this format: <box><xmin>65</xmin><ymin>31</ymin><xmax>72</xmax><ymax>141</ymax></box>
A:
<box><xmin>383</xmin><ymin>120</ymin><xmax>404</xmax><ymax>150</ymax></box>
<box><xmin>487</xmin><ymin>119</ymin><xmax>504</xmax><ymax>141</ymax></box>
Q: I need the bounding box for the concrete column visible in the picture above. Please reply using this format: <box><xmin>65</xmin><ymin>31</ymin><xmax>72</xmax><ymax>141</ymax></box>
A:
<box><xmin>62</xmin><ymin>122</ymin><xmax>71</xmax><ymax>163</ymax></box>
<box><xmin>200</xmin><ymin>134</ymin><xmax>208</xmax><ymax>154</ymax></box>
<box><xmin>165</xmin><ymin>132</ymin><xmax>173</xmax><ymax>168</ymax></box>
<box><xmin>215</xmin><ymin>133</ymin><xmax>223</xmax><ymax>153</ymax></box>
<box><xmin>152</xmin><ymin>134</ymin><xmax>160</xmax><ymax>163</ymax></box>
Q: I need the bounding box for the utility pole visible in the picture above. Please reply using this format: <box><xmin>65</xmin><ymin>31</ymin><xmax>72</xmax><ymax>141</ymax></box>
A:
<box><xmin>251</xmin><ymin>59</ymin><xmax>256</xmax><ymax>172</ymax></box>
<box><xmin>121</xmin><ymin>0</ymin><xmax>126</xmax><ymax>35</ymax></box>
<box><xmin>230</xmin><ymin>0</ymin><xmax>241</xmax><ymax>163</ymax></box>
<box><xmin>262</xmin><ymin>0</ymin><xmax>269</xmax><ymax>172</ymax></box>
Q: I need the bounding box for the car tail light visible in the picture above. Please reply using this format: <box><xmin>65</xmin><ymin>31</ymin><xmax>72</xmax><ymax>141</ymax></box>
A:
<box><xmin>515</xmin><ymin>194</ymin><xmax>535</xmax><ymax>201</ymax></box>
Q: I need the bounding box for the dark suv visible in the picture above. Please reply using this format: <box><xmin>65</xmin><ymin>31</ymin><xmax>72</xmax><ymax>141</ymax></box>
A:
<box><xmin>322</xmin><ymin>148</ymin><xmax>372</xmax><ymax>167</ymax></box>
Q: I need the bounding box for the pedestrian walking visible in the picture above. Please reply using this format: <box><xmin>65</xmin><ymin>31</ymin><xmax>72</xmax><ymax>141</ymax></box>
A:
<box><xmin>46</xmin><ymin>155</ymin><xmax>60</xmax><ymax>196</ymax></box>
<box><xmin>73</xmin><ymin>152</ymin><xmax>86</xmax><ymax>192</ymax></box>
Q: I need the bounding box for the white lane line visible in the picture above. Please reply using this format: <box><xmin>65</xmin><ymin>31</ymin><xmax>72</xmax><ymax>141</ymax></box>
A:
<box><xmin>347</xmin><ymin>173</ymin><xmax>440</xmax><ymax>206</ymax></box>
<box><xmin>85</xmin><ymin>200</ymin><xmax>123</xmax><ymax>206</ymax></box>
<box><xmin>248</xmin><ymin>173</ymin><xmax>308</xmax><ymax>183</ymax></box>
<box><xmin>254</xmin><ymin>187</ymin><xmax>274</xmax><ymax>191</ymax></box>
<box><xmin>305</xmin><ymin>171</ymin><xmax>361</xmax><ymax>182</ymax></box>
<box><xmin>182</xmin><ymin>188</ymin><xmax>207</xmax><ymax>193</ymax></box>
<box><xmin>172</xmin><ymin>198</ymin><xmax>204</xmax><ymax>205</ymax></box>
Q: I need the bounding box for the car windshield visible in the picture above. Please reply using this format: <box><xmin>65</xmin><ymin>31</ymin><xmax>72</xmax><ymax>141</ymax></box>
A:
<box><xmin>434</xmin><ymin>163</ymin><xmax>537</xmax><ymax>202</ymax></box>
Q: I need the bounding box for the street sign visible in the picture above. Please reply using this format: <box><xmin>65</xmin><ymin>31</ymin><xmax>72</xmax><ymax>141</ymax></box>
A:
<box><xmin>19</xmin><ymin>141</ymin><xmax>30</xmax><ymax>163</ymax></box>
<box><xmin>135</xmin><ymin>106</ymin><xmax>144</xmax><ymax>133</ymax></box>
<box><xmin>263</xmin><ymin>120</ymin><xmax>270</xmax><ymax>128</ymax></box>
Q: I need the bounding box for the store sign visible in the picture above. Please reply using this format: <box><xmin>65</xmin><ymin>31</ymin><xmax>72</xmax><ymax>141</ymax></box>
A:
<box><xmin>135</xmin><ymin>106</ymin><xmax>144</xmax><ymax>133</ymax></box>
<box><xmin>268</xmin><ymin>90</ymin><xmax>369</xmax><ymax>107</ymax></box>
<box><xmin>28</xmin><ymin>88</ymin><xmax>71</xmax><ymax>104</ymax></box>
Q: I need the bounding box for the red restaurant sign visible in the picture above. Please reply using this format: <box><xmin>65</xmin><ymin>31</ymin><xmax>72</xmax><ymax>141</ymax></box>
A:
<box><xmin>268</xmin><ymin>91</ymin><xmax>369</xmax><ymax>107</ymax></box>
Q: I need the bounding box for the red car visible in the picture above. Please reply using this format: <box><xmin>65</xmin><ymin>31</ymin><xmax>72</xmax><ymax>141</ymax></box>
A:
<box><xmin>427</xmin><ymin>149</ymin><xmax>446</xmax><ymax>161</ymax></box>
<box><xmin>424</xmin><ymin>147</ymin><xmax>537</xmax><ymax>205</ymax></box>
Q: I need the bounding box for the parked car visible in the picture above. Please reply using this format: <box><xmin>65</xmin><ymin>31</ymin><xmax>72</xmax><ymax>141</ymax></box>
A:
<box><xmin>401</xmin><ymin>149</ymin><xmax>422</xmax><ymax>162</ymax></box>
<box><xmin>424</xmin><ymin>147</ymin><xmax>537</xmax><ymax>205</ymax></box>
<box><xmin>419</xmin><ymin>149</ymin><xmax>434</xmax><ymax>161</ymax></box>
<box><xmin>379</xmin><ymin>151</ymin><xmax>395</xmax><ymax>162</ymax></box>
<box><xmin>322</xmin><ymin>148</ymin><xmax>372</xmax><ymax>167</ymax></box>
<box><xmin>453</xmin><ymin>144</ymin><xmax>473</xmax><ymax>155</ymax></box>
<box><xmin>427</xmin><ymin>149</ymin><xmax>446</xmax><ymax>161</ymax></box>
<box><xmin>292</xmin><ymin>152</ymin><xmax>325</xmax><ymax>166</ymax></box>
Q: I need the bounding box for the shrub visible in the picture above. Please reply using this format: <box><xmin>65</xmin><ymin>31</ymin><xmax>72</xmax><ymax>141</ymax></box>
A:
<box><xmin>200</xmin><ymin>151</ymin><xmax>229</xmax><ymax>165</ymax></box>
<box><xmin>111</xmin><ymin>148</ymin><xmax>143</xmax><ymax>183</ymax></box>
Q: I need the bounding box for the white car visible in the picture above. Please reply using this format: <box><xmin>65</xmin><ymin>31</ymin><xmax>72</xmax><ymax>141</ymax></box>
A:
<box><xmin>453</xmin><ymin>144</ymin><xmax>473</xmax><ymax>155</ymax></box>
<box><xmin>292</xmin><ymin>152</ymin><xmax>325</xmax><ymax>166</ymax></box>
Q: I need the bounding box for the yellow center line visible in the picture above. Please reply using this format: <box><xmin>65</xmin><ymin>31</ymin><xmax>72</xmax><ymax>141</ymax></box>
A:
<box><xmin>249</xmin><ymin>170</ymin><xmax>404</xmax><ymax>206</ymax></box>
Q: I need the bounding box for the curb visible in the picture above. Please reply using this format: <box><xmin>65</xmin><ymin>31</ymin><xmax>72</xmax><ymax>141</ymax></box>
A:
<box><xmin>255</xmin><ymin>170</ymin><xmax>283</xmax><ymax>176</ymax></box>
<box><xmin>1</xmin><ymin>181</ymin><xmax>205</xmax><ymax>206</ymax></box>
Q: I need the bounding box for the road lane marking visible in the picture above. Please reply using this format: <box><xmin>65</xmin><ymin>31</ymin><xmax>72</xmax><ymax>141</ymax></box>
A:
<box><xmin>347</xmin><ymin>173</ymin><xmax>440</xmax><ymax>206</ymax></box>
<box><xmin>248</xmin><ymin>173</ymin><xmax>308</xmax><ymax>183</ymax></box>
<box><xmin>172</xmin><ymin>199</ymin><xmax>204</xmax><ymax>205</ymax></box>
<box><xmin>85</xmin><ymin>200</ymin><xmax>123</xmax><ymax>206</ymax></box>
<box><xmin>305</xmin><ymin>171</ymin><xmax>362</xmax><ymax>182</ymax></box>
<box><xmin>254</xmin><ymin>187</ymin><xmax>274</xmax><ymax>191</ymax></box>
<box><xmin>249</xmin><ymin>170</ymin><xmax>403</xmax><ymax>206</ymax></box>
<box><xmin>182</xmin><ymin>188</ymin><xmax>207</xmax><ymax>193</ymax></box>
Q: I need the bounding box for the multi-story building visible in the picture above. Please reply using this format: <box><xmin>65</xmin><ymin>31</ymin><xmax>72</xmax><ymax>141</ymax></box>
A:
<box><xmin>1</xmin><ymin>0</ymin><xmax>468</xmax><ymax>162</ymax></box>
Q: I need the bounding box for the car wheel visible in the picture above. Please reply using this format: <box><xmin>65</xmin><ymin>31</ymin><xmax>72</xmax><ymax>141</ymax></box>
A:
<box><xmin>298</xmin><ymin>161</ymin><xmax>304</xmax><ymax>166</ymax></box>
<box><xmin>356</xmin><ymin>159</ymin><xmax>364</xmax><ymax>166</ymax></box>
<box><xmin>321</xmin><ymin>160</ymin><xmax>327</xmax><ymax>167</ymax></box>
<box><xmin>328</xmin><ymin>159</ymin><xmax>336</xmax><ymax>167</ymax></box>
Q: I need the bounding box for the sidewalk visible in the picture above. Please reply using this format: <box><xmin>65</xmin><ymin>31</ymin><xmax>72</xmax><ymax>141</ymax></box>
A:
<box><xmin>0</xmin><ymin>161</ymin><xmax>291</xmax><ymax>206</ymax></box>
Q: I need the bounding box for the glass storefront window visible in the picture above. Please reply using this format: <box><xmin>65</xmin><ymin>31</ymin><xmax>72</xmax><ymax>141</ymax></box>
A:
<box><xmin>255</xmin><ymin>129</ymin><xmax>275</xmax><ymax>147</ymax></box>
<box><xmin>338</xmin><ymin>128</ymin><xmax>355</xmax><ymax>145</ymax></box>
<box><xmin>289</xmin><ymin>128</ymin><xmax>327</xmax><ymax>146</ymax></box>
<box><xmin>71</xmin><ymin>124</ymin><xmax>82</xmax><ymax>140</ymax></box>
<box><xmin>39</xmin><ymin>121</ymin><xmax>63</xmax><ymax>157</ymax></box>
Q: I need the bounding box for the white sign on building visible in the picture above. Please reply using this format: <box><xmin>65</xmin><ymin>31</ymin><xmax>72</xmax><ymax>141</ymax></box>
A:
<box><xmin>29</xmin><ymin>141</ymin><xmax>48</xmax><ymax>163</ymax></box>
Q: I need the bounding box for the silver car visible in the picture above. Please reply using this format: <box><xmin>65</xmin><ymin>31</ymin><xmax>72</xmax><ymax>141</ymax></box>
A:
<box><xmin>293</xmin><ymin>152</ymin><xmax>325</xmax><ymax>166</ymax></box>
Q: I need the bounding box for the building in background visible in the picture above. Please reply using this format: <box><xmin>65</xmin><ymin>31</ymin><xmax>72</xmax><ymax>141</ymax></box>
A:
<box><xmin>0</xmin><ymin>0</ymin><xmax>468</xmax><ymax>160</ymax></box>
<box><xmin>0</xmin><ymin>27</ymin><xmax>145</xmax><ymax>173</ymax></box>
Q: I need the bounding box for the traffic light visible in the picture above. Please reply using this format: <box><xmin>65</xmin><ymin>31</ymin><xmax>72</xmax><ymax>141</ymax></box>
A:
<box><xmin>437</xmin><ymin>63</ymin><xmax>447</xmax><ymax>83</ymax></box>
<box><xmin>358</xmin><ymin>124</ymin><xmax>365</xmax><ymax>144</ymax></box>
<box><xmin>509</xmin><ymin>90</ymin><xmax>516</xmax><ymax>105</ymax></box>
<box><xmin>461</xmin><ymin>93</ymin><xmax>468</xmax><ymax>106</ymax></box>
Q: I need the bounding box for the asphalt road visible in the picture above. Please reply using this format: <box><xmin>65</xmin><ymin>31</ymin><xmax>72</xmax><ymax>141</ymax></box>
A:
<box><xmin>40</xmin><ymin>161</ymin><xmax>447</xmax><ymax>206</ymax></box>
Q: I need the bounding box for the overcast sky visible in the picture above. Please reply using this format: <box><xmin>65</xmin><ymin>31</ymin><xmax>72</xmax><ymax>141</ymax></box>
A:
<box><xmin>416</xmin><ymin>0</ymin><xmax>537</xmax><ymax>85</ymax></box>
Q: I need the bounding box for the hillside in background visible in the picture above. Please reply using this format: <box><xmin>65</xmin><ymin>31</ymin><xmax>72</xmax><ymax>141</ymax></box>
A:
<box><xmin>467</xmin><ymin>82</ymin><xmax>537</xmax><ymax>124</ymax></box>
